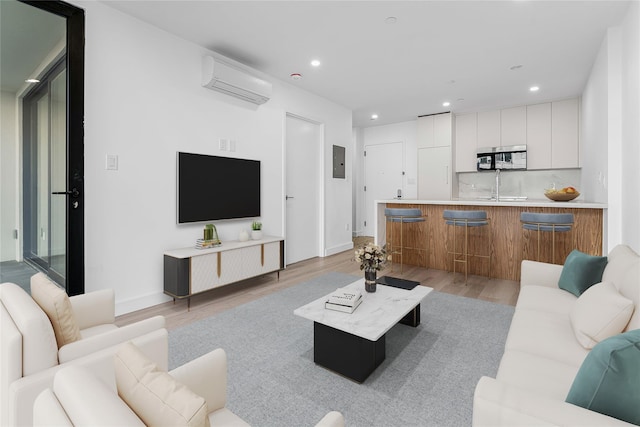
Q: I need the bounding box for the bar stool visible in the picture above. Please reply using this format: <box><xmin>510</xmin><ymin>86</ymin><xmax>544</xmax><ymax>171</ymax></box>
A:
<box><xmin>443</xmin><ymin>210</ymin><xmax>491</xmax><ymax>284</ymax></box>
<box><xmin>384</xmin><ymin>208</ymin><xmax>427</xmax><ymax>273</ymax></box>
<box><xmin>520</xmin><ymin>212</ymin><xmax>574</xmax><ymax>264</ymax></box>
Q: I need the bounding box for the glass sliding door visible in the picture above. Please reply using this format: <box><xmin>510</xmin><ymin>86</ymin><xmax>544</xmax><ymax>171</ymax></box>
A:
<box><xmin>23</xmin><ymin>59</ymin><xmax>67</xmax><ymax>285</ymax></box>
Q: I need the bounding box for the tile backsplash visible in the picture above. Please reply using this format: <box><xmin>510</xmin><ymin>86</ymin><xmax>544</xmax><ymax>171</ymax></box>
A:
<box><xmin>457</xmin><ymin>169</ymin><xmax>581</xmax><ymax>200</ymax></box>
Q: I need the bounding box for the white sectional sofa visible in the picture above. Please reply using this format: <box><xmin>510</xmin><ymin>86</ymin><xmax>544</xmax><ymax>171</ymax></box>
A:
<box><xmin>473</xmin><ymin>244</ymin><xmax>640</xmax><ymax>426</ymax></box>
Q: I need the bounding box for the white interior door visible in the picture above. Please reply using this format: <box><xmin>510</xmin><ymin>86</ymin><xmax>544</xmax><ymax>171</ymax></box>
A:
<box><xmin>285</xmin><ymin>114</ymin><xmax>321</xmax><ymax>265</ymax></box>
<box><xmin>363</xmin><ymin>142</ymin><xmax>403</xmax><ymax>236</ymax></box>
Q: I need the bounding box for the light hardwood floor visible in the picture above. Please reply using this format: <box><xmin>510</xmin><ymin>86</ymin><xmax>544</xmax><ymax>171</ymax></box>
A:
<box><xmin>116</xmin><ymin>242</ymin><xmax>520</xmax><ymax>331</ymax></box>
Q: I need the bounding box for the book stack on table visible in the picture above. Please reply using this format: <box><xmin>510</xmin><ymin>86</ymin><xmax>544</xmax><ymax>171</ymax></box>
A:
<box><xmin>195</xmin><ymin>239</ymin><xmax>221</xmax><ymax>249</ymax></box>
<box><xmin>325</xmin><ymin>288</ymin><xmax>363</xmax><ymax>313</ymax></box>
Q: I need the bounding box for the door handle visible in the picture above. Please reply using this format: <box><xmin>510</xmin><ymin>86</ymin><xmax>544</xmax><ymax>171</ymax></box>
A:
<box><xmin>286</xmin><ymin>195</ymin><xmax>295</xmax><ymax>200</ymax></box>
<box><xmin>52</xmin><ymin>188</ymin><xmax>80</xmax><ymax>198</ymax></box>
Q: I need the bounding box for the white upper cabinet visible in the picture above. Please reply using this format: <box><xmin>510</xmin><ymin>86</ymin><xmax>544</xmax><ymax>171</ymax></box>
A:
<box><xmin>526</xmin><ymin>103</ymin><xmax>552</xmax><ymax>169</ymax></box>
<box><xmin>477</xmin><ymin>110</ymin><xmax>501</xmax><ymax>148</ymax></box>
<box><xmin>453</xmin><ymin>97</ymin><xmax>580</xmax><ymax>172</ymax></box>
<box><xmin>551</xmin><ymin>98</ymin><xmax>580</xmax><ymax>168</ymax></box>
<box><xmin>418</xmin><ymin>113</ymin><xmax>452</xmax><ymax>148</ymax></box>
<box><xmin>417</xmin><ymin>115</ymin><xmax>434</xmax><ymax>148</ymax></box>
<box><xmin>418</xmin><ymin>146</ymin><xmax>451</xmax><ymax>200</ymax></box>
<box><xmin>454</xmin><ymin>113</ymin><xmax>477</xmax><ymax>172</ymax></box>
<box><xmin>500</xmin><ymin>106</ymin><xmax>526</xmax><ymax>147</ymax></box>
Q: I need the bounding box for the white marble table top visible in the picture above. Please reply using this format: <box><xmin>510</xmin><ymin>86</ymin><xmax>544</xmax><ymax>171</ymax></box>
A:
<box><xmin>294</xmin><ymin>278</ymin><xmax>433</xmax><ymax>341</ymax></box>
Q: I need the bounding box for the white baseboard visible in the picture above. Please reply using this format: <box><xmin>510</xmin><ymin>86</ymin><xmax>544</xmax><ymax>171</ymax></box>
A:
<box><xmin>115</xmin><ymin>292</ymin><xmax>172</xmax><ymax>316</ymax></box>
<box><xmin>324</xmin><ymin>241</ymin><xmax>354</xmax><ymax>257</ymax></box>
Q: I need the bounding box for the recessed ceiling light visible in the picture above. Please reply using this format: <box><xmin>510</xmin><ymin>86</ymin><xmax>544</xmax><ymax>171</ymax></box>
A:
<box><xmin>443</xmin><ymin>102</ymin><xmax>451</xmax><ymax>107</ymax></box>
<box><xmin>510</xmin><ymin>65</ymin><xmax>523</xmax><ymax>71</ymax></box>
<box><xmin>25</xmin><ymin>78</ymin><xmax>40</xmax><ymax>84</ymax></box>
<box><xmin>385</xmin><ymin>16</ymin><xmax>397</xmax><ymax>24</ymax></box>
<box><xmin>530</xmin><ymin>86</ymin><xmax>540</xmax><ymax>92</ymax></box>
<box><xmin>310</xmin><ymin>59</ymin><xmax>321</xmax><ymax>67</ymax></box>
<box><xmin>290</xmin><ymin>73</ymin><xmax>302</xmax><ymax>81</ymax></box>
<box><xmin>371</xmin><ymin>114</ymin><xmax>379</xmax><ymax>120</ymax></box>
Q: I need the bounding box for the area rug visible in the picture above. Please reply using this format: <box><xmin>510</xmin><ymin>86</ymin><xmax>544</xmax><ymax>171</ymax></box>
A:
<box><xmin>168</xmin><ymin>272</ymin><xmax>515</xmax><ymax>427</ymax></box>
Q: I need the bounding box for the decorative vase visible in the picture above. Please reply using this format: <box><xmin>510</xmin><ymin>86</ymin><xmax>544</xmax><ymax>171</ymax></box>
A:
<box><xmin>251</xmin><ymin>230</ymin><xmax>263</xmax><ymax>240</ymax></box>
<box><xmin>238</xmin><ymin>230</ymin><xmax>249</xmax><ymax>242</ymax></box>
<box><xmin>364</xmin><ymin>269</ymin><xmax>377</xmax><ymax>293</ymax></box>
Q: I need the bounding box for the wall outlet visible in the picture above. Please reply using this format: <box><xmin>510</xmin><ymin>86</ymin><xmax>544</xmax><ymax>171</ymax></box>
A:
<box><xmin>219</xmin><ymin>139</ymin><xmax>228</xmax><ymax>151</ymax></box>
<box><xmin>229</xmin><ymin>140</ymin><xmax>236</xmax><ymax>152</ymax></box>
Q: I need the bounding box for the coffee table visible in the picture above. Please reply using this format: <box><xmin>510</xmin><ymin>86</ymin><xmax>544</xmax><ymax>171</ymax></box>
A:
<box><xmin>294</xmin><ymin>278</ymin><xmax>433</xmax><ymax>383</ymax></box>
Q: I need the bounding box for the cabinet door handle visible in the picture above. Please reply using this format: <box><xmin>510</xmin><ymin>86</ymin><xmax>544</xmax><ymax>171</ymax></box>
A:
<box><xmin>445</xmin><ymin>165</ymin><xmax>449</xmax><ymax>184</ymax></box>
<box><xmin>217</xmin><ymin>252</ymin><xmax>221</xmax><ymax>278</ymax></box>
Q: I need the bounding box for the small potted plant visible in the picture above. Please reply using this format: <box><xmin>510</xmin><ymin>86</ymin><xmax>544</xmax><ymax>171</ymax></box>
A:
<box><xmin>251</xmin><ymin>221</ymin><xmax>263</xmax><ymax>240</ymax></box>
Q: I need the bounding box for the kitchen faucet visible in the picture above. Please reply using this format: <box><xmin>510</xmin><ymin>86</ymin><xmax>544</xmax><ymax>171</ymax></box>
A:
<box><xmin>495</xmin><ymin>169</ymin><xmax>501</xmax><ymax>201</ymax></box>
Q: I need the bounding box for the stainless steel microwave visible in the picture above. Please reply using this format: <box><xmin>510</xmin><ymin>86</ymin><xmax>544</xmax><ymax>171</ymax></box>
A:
<box><xmin>477</xmin><ymin>145</ymin><xmax>527</xmax><ymax>171</ymax></box>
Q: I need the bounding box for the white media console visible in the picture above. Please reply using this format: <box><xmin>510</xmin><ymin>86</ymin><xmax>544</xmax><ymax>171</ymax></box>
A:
<box><xmin>164</xmin><ymin>236</ymin><xmax>285</xmax><ymax>308</ymax></box>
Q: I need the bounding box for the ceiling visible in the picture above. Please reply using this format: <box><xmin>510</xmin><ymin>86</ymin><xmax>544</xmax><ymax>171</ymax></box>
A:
<box><xmin>3</xmin><ymin>1</ymin><xmax>630</xmax><ymax>128</ymax></box>
<box><xmin>0</xmin><ymin>1</ymin><xmax>66</xmax><ymax>93</ymax></box>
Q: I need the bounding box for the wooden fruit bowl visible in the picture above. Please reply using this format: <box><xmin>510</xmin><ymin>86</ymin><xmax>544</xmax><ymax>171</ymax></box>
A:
<box><xmin>544</xmin><ymin>190</ymin><xmax>580</xmax><ymax>201</ymax></box>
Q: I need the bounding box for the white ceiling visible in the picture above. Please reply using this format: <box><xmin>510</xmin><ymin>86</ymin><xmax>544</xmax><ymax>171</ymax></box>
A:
<box><xmin>0</xmin><ymin>1</ymin><xmax>66</xmax><ymax>93</ymax></box>
<box><xmin>6</xmin><ymin>1</ymin><xmax>631</xmax><ymax>128</ymax></box>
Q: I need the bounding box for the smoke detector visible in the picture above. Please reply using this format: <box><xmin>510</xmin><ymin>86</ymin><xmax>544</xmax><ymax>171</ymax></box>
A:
<box><xmin>290</xmin><ymin>73</ymin><xmax>302</xmax><ymax>81</ymax></box>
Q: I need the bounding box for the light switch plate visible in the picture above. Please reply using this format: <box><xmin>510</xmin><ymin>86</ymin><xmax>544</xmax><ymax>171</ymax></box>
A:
<box><xmin>106</xmin><ymin>154</ymin><xmax>118</xmax><ymax>170</ymax></box>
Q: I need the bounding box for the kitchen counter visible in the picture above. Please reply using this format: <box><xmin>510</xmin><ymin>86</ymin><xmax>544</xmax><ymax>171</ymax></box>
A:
<box><xmin>374</xmin><ymin>199</ymin><xmax>606</xmax><ymax>281</ymax></box>
<box><xmin>376</xmin><ymin>198</ymin><xmax>607</xmax><ymax>209</ymax></box>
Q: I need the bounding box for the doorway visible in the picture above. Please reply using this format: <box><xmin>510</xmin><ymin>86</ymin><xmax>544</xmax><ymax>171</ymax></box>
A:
<box><xmin>0</xmin><ymin>0</ymin><xmax>85</xmax><ymax>295</ymax></box>
<box><xmin>363</xmin><ymin>142</ymin><xmax>404</xmax><ymax>236</ymax></box>
<box><xmin>285</xmin><ymin>114</ymin><xmax>323</xmax><ymax>265</ymax></box>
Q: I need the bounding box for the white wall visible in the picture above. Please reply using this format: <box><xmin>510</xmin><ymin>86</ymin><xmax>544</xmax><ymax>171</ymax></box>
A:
<box><xmin>620</xmin><ymin>2</ymin><xmax>640</xmax><ymax>251</ymax></box>
<box><xmin>71</xmin><ymin>1</ymin><xmax>352</xmax><ymax>314</ymax></box>
<box><xmin>582</xmin><ymin>3</ymin><xmax>640</xmax><ymax>253</ymax></box>
<box><xmin>581</xmin><ymin>34</ymin><xmax>611</xmax><ymax>206</ymax></box>
<box><xmin>0</xmin><ymin>91</ymin><xmax>18</xmax><ymax>262</ymax></box>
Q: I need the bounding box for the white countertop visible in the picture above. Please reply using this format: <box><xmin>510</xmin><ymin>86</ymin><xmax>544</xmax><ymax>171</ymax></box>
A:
<box><xmin>377</xmin><ymin>198</ymin><xmax>607</xmax><ymax>209</ymax></box>
<box><xmin>294</xmin><ymin>279</ymin><xmax>433</xmax><ymax>341</ymax></box>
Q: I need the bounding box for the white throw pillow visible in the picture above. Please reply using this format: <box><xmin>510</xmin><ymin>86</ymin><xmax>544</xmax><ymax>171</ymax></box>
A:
<box><xmin>30</xmin><ymin>273</ymin><xmax>82</xmax><ymax>348</ymax></box>
<box><xmin>570</xmin><ymin>281</ymin><xmax>635</xmax><ymax>349</ymax></box>
<box><xmin>115</xmin><ymin>342</ymin><xmax>210</xmax><ymax>427</ymax></box>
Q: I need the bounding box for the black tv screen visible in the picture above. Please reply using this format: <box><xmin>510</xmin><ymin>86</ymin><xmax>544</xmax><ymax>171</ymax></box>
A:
<box><xmin>177</xmin><ymin>152</ymin><xmax>260</xmax><ymax>223</ymax></box>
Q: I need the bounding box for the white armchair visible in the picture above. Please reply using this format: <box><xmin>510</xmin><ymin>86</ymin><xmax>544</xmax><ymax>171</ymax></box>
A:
<box><xmin>1</xmin><ymin>275</ymin><xmax>166</xmax><ymax>426</ymax></box>
<box><xmin>34</xmin><ymin>347</ymin><xmax>345</xmax><ymax>427</ymax></box>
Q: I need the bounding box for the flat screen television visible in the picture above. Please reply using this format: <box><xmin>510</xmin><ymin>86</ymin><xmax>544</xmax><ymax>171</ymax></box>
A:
<box><xmin>177</xmin><ymin>152</ymin><xmax>260</xmax><ymax>223</ymax></box>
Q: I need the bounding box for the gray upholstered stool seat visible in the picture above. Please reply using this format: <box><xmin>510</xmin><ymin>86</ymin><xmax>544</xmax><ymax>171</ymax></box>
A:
<box><xmin>442</xmin><ymin>210</ymin><xmax>491</xmax><ymax>284</ymax></box>
<box><xmin>443</xmin><ymin>209</ymin><xmax>489</xmax><ymax>227</ymax></box>
<box><xmin>520</xmin><ymin>212</ymin><xmax>574</xmax><ymax>263</ymax></box>
<box><xmin>384</xmin><ymin>208</ymin><xmax>427</xmax><ymax>273</ymax></box>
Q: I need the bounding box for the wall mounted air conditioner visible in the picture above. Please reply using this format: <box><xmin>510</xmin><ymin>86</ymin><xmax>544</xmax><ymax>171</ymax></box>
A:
<box><xmin>201</xmin><ymin>56</ymin><xmax>272</xmax><ymax>105</ymax></box>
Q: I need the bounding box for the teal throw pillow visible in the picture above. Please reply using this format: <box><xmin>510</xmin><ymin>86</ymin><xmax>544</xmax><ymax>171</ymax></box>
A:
<box><xmin>566</xmin><ymin>329</ymin><xmax>640</xmax><ymax>425</ymax></box>
<box><xmin>558</xmin><ymin>249</ymin><xmax>608</xmax><ymax>296</ymax></box>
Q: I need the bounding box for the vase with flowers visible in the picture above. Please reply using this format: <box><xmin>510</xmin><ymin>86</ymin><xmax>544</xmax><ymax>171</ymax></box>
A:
<box><xmin>354</xmin><ymin>243</ymin><xmax>388</xmax><ymax>293</ymax></box>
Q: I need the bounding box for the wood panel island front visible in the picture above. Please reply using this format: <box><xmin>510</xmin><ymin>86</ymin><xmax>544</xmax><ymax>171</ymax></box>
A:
<box><xmin>374</xmin><ymin>199</ymin><xmax>607</xmax><ymax>281</ymax></box>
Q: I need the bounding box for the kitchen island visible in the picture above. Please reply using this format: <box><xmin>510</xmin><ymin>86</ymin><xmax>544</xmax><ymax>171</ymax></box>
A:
<box><xmin>374</xmin><ymin>199</ymin><xmax>607</xmax><ymax>281</ymax></box>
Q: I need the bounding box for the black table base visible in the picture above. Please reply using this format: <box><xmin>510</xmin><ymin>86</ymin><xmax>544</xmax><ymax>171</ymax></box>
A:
<box><xmin>312</xmin><ymin>304</ymin><xmax>420</xmax><ymax>383</ymax></box>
